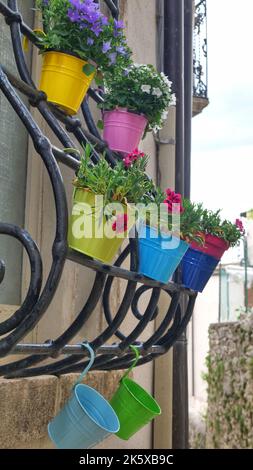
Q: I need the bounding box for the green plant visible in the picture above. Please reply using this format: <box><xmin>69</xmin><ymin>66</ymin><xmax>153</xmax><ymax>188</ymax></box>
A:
<box><xmin>200</xmin><ymin>209</ymin><xmax>245</xmax><ymax>246</ymax></box>
<box><xmin>37</xmin><ymin>0</ymin><xmax>132</xmax><ymax>76</ymax></box>
<box><xmin>73</xmin><ymin>145</ymin><xmax>154</xmax><ymax>206</ymax></box>
<box><xmin>100</xmin><ymin>63</ymin><xmax>175</xmax><ymax>132</ymax></box>
<box><xmin>142</xmin><ymin>187</ymin><xmax>204</xmax><ymax>243</ymax></box>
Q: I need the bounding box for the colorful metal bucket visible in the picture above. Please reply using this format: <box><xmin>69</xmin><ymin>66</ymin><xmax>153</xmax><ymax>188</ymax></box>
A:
<box><xmin>190</xmin><ymin>233</ymin><xmax>228</xmax><ymax>260</ymax></box>
<box><xmin>110</xmin><ymin>377</ymin><xmax>161</xmax><ymax>440</ymax></box>
<box><xmin>39</xmin><ymin>51</ymin><xmax>95</xmax><ymax>115</ymax></box>
<box><xmin>48</xmin><ymin>343</ymin><xmax>120</xmax><ymax>449</ymax></box>
<box><xmin>68</xmin><ymin>188</ymin><xmax>129</xmax><ymax>264</ymax></box>
<box><xmin>182</xmin><ymin>247</ymin><xmax>219</xmax><ymax>292</ymax></box>
<box><xmin>103</xmin><ymin>108</ymin><xmax>148</xmax><ymax>154</ymax></box>
<box><xmin>110</xmin><ymin>346</ymin><xmax>161</xmax><ymax>440</ymax></box>
<box><xmin>138</xmin><ymin>224</ymin><xmax>189</xmax><ymax>283</ymax></box>
<box><xmin>48</xmin><ymin>384</ymin><xmax>120</xmax><ymax>449</ymax></box>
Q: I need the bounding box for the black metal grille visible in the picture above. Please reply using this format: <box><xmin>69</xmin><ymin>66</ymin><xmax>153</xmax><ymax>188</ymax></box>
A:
<box><xmin>0</xmin><ymin>0</ymin><xmax>197</xmax><ymax>379</ymax></box>
<box><xmin>193</xmin><ymin>0</ymin><xmax>208</xmax><ymax>98</ymax></box>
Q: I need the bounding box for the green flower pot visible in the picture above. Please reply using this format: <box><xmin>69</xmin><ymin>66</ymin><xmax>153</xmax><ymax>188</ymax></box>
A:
<box><xmin>110</xmin><ymin>346</ymin><xmax>161</xmax><ymax>440</ymax></box>
<box><xmin>68</xmin><ymin>188</ymin><xmax>129</xmax><ymax>264</ymax></box>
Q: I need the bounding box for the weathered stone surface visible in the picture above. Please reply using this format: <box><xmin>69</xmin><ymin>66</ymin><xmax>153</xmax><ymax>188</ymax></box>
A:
<box><xmin>0</xmin><ymin>375</ymin><xmax>57</xmax><ymax>449</ymax></box>
<box><xmin>206</xmin><ymin>314</ymin><xmax>253</xmax><ymax>449</ymax></box>
<box><xmin>0</xmin><ymin>371</ymin><xmax>125</xmax><ymax>448</ymax></box>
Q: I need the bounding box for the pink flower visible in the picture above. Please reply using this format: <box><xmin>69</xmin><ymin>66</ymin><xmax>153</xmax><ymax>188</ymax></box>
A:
<box><xmin>163</xmin><ymin>200</ymin><xmax>184</xmax><ymax>214</ymax></box>
<box><xmin>164</xmin><ymin>188</ymin><xmax>184</xmax><ymax>213</ymax></box>
<box><xmin>112</xmin><ymin>214</ymin><xmax>128</xmax><ymax>233</ymax></box>
<box><xmin>235</xmin><ymin>218</ymin><xmax>244</xmax><ymax>233</ymax></box>
<box><xmin>123</xmin><ymin>149</ymin><xmax>145</xmax><ymax>167</ymax></box>
<box><xmin>122</xmin><ymin>155</ymin><xmax>133</xmax><ymax>168</ymax></box>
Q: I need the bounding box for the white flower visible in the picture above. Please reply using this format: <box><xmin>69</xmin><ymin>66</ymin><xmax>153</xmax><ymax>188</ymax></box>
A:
<box><xmin>152</xmin><ymin>87</ymin><xmax>163</xmax><ymax>98</ymax></box>
<box><xmin>153</xmin><ymin>124</ymin><xmax>162</xmax><ymax>133</ymax></box>
<box><xmin>141</xmin><ymin>84</ymin><xmax>151</xmax><ymax>93</ymax></box>
<box><xmin>170</xmin><ymin>93</ymin><xmax>176</xmax><ymax>106</ymax></box>
<box><xmin>160</xmin><ymin>72</ymin><xmax>173</xmax><ymax>89</ymax></box>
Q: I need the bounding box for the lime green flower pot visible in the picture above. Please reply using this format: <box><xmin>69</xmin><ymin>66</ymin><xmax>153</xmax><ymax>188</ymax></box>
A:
<box><xmin>110</xmin><ymin>378</ymin><xmax>161</xmax><ymax>440</ymax></box>
<box><xmin>110</xmin><ymin>346</ymin><xmax>161</xmax><ymax>440</ymax></box>
<box><xmin>68</xmin><ymin>188</ymin><xmax>130</xmax><ymax>264</ymax></box>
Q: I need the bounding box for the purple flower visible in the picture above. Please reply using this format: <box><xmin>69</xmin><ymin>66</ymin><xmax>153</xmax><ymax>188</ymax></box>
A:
<box><xmin>68</xmin><ymin>9</ymin><xmax>80</xmax><ymax>22</ymax></box>
<box><xmin>116</xmin><ymin>45</ymin><xmax>126</xmax><ymax>55</ymax></box>
<box><xmin>108</xmin><ymin>52</ymin><xmax>117</xmax><ymax>65</ymax></box>
<box><xmin>101</xmin><ymin>16</ymin><xmax>109</xmax><ymax>26</ymax></box>
<box><xmin>91</xmin><ymin>24</ymin><xmax>103</xmax><ymax>36</ymax></box>
<box><xmin>102</xmin><ymin>40</ymin><xmax>111</xmax><ymax>53</ymax></box>
<box><xmin>42</xmin><ymin>0</ymin><xmax>49</xmax><ymax>5</ymax></box>
<box><xmin>67</xmin><ymin>0</ymin><xmax>103</xmax><ymax>34</ymax></box>
<box><xmin>114</xmin><ymin>19</ymin><xmax>125</xmax><ymax>29</ymax></box>
<box><xmin>87</xmin><ymin>37</ymin><xmax>94</xmax><ymax>45</ymax></box>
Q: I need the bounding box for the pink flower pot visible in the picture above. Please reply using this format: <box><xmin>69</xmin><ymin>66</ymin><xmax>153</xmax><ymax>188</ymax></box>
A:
<box><xmin>191</xmin><ymin>233</ymin><xmax>229</xmax><ymax>260</ymax></box>
<box><xmin>103</xmin><ymin>108</ymin><xmax>148</xmax><ymax>154</ymax></box>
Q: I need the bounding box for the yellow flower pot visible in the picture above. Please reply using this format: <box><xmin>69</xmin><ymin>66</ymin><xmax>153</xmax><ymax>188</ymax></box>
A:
<box><xmin>39</xmin><ymin>51</ymin><xmax>95</xmax><ymax>115</ymax></box>
<box><xmin>68</xmin><ymin>189</ymin><xmax>133</xmax><ymax>264</ymax></box>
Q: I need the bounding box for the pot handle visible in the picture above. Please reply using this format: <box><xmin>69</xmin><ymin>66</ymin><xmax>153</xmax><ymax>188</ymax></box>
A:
<box><xmin>73</xmin><ymin>341</ymin><xmax>95</xmax><ymax>389</ymax></box>
<box><xmin>121</xmin><ymin>345</ymin><xmax>140</xmax><ymax>381</ymax></box>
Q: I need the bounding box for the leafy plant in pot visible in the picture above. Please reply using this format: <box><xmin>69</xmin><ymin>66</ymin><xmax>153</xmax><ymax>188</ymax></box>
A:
<box><xmin>136</xmin><ymin>188</ymin><xmax>204</xmax><ymax>284</ymax></box>
<box><xmin>99</xmin><ymin>64</ymin><xmax>176</xmax><ymax>154</ymax></box>
<box><xmin>37</xmin><ymin>0</ymin><xmax>131</xmax><ymax>115</ymax></box>
<box><xmin>68</xmin><ymin>145</ymin><xmax>154</xmax><ymax>264</ymax></box>
<box><xmin>182</xmin><ymin>208</ymin><xmax>245</xmax><ymax>292</ymax></box>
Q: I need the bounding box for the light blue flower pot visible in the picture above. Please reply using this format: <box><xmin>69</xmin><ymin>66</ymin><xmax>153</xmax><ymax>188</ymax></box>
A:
<box><xmin>48</xmin><ymin>384</ymin><xmax>120</xmax><ymax>449</ymax></box>
<box><xmin>47</xmin><ymin>342</ymin><xmax>120</xmax><ymax>449</ymax></box>
<box><xmin>138</xmin><ymin>224</ymin><xmax>189</xmax><ymax>284</ymax></box>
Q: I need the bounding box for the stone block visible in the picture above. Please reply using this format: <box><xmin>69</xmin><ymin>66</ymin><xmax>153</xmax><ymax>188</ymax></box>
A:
<box><xmin>0</xmin><ymin>375</ymin><xmax>58</xmax><ymax>449</ymax></box>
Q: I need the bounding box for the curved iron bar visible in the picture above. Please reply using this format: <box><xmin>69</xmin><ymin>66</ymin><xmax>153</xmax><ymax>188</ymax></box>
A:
<box><xmin>7</xmin><ymin>1</ymin><xmax>112</xmax><ymax>165</ymax></box>
<box><xmin>3</xmin><ymin>271</ymin><xmax>106</xmax><ymax>378</ymax></box>
<box><xmin>7</xmin><ymin>0</ymin><xmax>77</xmax><ymax>153</ymax></box>
<box><xmin>131</xmin><ymin>285</ymin><xmax>159</xmax><ymax>321</ymax></box>
<box><xmin>0</xmin><ymin>260</ymin><xmax>5</xmax><ymax>285</ymax></box>
<box><xmin>0</xmin><ymin>0</ymin><xmax>198</xmax><ymax>377</ymax></box>
<box><xmin>0</xmin><ymin>223</ymin><xmax>42</xmax><ymax>335</ymax></box>
<box><xmin>81</xmin><ymin>98</ymin><xmax>101</xmax><ymax>140</ymax></box>
<box><xmin>0</xmin><ymin>66</ymin><xmax>68</xmax><ymax>357</ymax></box>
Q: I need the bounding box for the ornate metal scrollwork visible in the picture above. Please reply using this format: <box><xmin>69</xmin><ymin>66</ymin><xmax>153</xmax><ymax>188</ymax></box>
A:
<box><xmin>0</xmin><ymin>0</ymin><xmax>197</xmax><ymax>379</ymax></box>
<box><xmin>193</xmin><ymin>0</ymin><xmax>208</xmax><ymax>98</ymax></box>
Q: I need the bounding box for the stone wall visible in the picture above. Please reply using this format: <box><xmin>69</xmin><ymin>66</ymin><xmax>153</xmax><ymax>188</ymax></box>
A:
<box><xmin>205</xmin><ymin>314</ymin><xmax>253</xmax><ymax>449</ymax></box>
<box><xmin>0</xmin><ymin>371</ymin><xmax>131</xmax><ymax>449</ymax></box>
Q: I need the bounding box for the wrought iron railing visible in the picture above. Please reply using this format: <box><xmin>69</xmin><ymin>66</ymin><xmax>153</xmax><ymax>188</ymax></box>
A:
<box><xmin>0</xmin><ymin>0</ymin><xmax>197</xmax><ymax>379</ymax></box>
<box><xmin>193</xmin><ymin>0</ymin><xmax>208</xmax><ymax>98</ymax></box>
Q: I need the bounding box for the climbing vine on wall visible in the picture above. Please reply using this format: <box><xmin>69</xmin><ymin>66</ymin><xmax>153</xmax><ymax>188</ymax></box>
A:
<box><xmin>204</xmin><ymin>314</ymin><xmax>253</xmax><ymax>449</ymax></box>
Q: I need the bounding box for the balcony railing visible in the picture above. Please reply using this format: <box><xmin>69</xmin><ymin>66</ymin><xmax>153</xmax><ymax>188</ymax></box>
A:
<box><xmin>193</xmin><ymin>0</ymin><xmax>208</xmax><ymax>99</ymax></box>
<box><xmin>0</xmin><ymin>0</ymin><xmax>197</xmax><ymax>379</ymax></box>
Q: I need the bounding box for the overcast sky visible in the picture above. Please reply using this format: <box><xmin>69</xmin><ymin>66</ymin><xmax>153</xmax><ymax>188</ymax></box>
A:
<box><xmin>191</xmin><ymin>0</ymin><xmax>253</xmax><ymax>224</ymax></box>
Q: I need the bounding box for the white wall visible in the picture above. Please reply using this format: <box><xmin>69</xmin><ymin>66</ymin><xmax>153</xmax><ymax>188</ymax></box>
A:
<box><xmin>188</xmin><ymin>273</ymin><xmax>219</xmax><ymax>402</ymax></box>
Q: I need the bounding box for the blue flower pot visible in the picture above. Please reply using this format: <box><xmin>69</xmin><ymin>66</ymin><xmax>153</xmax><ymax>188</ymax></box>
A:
<box><xmin>138</xmin><ymin>224</ymin><xmax>189</xmax><ymax>284</ymax></box>
<box><xmin>48</xmin><ymin>384</ymin><xmax>120</xmax><ymax>449</ymax></box>
<box><xmin>182</xmin><ymin>247</ymin><xmax>219</xmax><ymax>292</ymax></box>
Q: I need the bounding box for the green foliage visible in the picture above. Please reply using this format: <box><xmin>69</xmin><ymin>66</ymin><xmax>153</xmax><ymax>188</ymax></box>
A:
<box><xmin>100</xmin><ymin>64</ymin><xmax>175</xmax><ymax>132</ymax></box>
<box><xmin>73</xmin><ymin>144</ymin><xmax>154</xmax><ymax>206</ymax></box>
<box><xmin>201</xmin><ymin>208</ymin><xmax>244</xmax><ymax>246</ymax></box>
<box><xmin>143</xmin><ymin>189</ymin><xmax>204</xmax><ymax>243</ymax></box>
<box><xmin>36</xmin><ymin>0</ymin><xmax>132</xmax><ymax>74</ymax></box>
<box><xmin>180</xmin><ymin>199</ymin><xmax>204</xmax><ymax>244</ymax></box>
